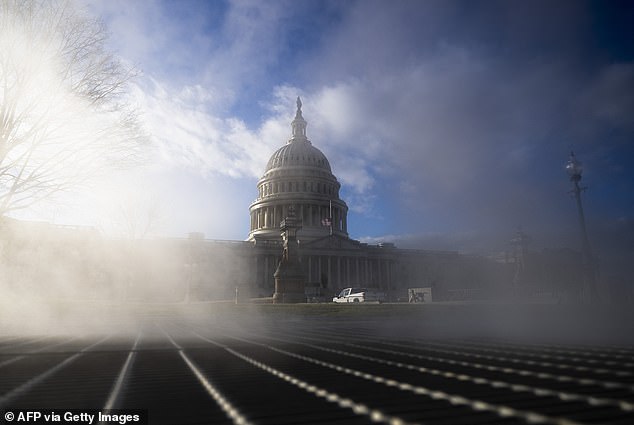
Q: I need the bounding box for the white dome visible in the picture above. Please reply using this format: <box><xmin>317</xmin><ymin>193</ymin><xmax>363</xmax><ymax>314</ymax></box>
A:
<box><xmin>248</xmin><ymin>98</ymin><xmax>348</xmax><ymax>242</ymax></box>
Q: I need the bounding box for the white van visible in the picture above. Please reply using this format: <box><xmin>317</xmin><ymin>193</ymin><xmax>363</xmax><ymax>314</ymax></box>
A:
<box><xmin>333</xmin><ymin>287</ymin><xmax>386</xmax><ymax>303</ymax></box>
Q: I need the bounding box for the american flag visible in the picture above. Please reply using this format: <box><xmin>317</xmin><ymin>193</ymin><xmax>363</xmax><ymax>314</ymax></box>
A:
<box><xmin>321</xmin><ymin>217</ymin><xmax>332</xmax><ymax>227</ymax></box>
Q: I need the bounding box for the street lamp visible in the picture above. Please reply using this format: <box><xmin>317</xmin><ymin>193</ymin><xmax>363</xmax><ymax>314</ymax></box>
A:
<box><xmin>566</xmin><ymin>151</ymin><xmax>598</xmax><ymax>301</ymax></box>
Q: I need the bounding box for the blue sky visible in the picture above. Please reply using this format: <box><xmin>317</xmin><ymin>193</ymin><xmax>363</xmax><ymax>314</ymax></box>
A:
<box><xmin>30</xmin><ymin>0</ymin><xmax>633</xmax><ymax>255</ymax></box>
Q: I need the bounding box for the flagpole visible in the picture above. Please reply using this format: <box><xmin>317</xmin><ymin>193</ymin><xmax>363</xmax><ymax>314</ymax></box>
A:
<box><xmin>329</xmin><ymin>200</ymin><xmax>333</xmax><ymax>236</ymax></box>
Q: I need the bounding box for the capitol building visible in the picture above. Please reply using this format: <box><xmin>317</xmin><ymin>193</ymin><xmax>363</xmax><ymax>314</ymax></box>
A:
<box><xmin>226</xmin><ymin>98</ymin><xmax>472</xmax><ymax>301</ymax></box>
<box><xmin>0</xmin><ymin>96</ymin><xmax>497</xmax><ymax>304</ymax></box>
<box><xmin>1</xmin><ymin>98</ymin><xmax>582</xmax><ymax>303</ymax></box>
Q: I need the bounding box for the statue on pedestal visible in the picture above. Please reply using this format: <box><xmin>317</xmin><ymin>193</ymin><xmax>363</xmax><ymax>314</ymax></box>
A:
<box><xmin>273</xmin><ymin>206</ymin><xmax>306</xmax><ymax>303</ymax></box>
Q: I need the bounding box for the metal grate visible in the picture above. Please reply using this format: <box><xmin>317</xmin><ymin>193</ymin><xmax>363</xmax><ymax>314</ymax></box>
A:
<box><xmin>1</xmin><ymin>322</ymin><xmax>633</xmax><ymax>424</ymax></box>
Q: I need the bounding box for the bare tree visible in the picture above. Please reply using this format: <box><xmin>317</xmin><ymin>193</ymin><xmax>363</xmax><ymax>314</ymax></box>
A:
<box><xmin>0</xmin><ymin>0</ymin><xmax>146</xmax><ymax>215</ymax></box>
<box><xmin>112</xmin><ymin>194</ymin><xmax>166</xmax><ymax>240</ymax></box>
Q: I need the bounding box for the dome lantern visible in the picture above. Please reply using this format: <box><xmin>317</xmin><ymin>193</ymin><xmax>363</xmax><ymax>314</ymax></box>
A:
<box><xmin>290</xmin><ymin>96</ymin><xmax>307</xmax><ymax>140</ymax></box>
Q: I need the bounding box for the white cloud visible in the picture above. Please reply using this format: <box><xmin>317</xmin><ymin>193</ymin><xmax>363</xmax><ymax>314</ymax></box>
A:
<box><xmin>128</xmin><ymin>79</ymin><xmax>266</xmax><ymax>179</ymax></box>
<box><xmin>124</xmin><ymin>77</ymin><xmax>385</xmax><ymax>219</ymax></box>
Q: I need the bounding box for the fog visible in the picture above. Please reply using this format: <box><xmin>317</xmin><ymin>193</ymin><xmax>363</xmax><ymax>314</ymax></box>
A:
<box><xmin>0</xmin><ymin>218</ymin><xmax>248</xmax><ymax>336</ymax></box>
<box><xmin>0</xmin><ymin>214</ymin><xmax>632</xmax><ymax>350</ymax></box>
<box><xmin>0</xmin><ymin>1</ymin><xmax>632</xmax><ymax>348</ymax></box>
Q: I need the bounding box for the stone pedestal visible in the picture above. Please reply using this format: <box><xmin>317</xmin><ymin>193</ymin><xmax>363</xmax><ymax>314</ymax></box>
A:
<box><xmin>272</xmin><ymin>206</ymin><xmax>306</xmax><ymax>303</ymax></box>
<box><xmin>273</xmin><ymin>262</ymin><xmax>305</xmax><ymax>303</ymax></box>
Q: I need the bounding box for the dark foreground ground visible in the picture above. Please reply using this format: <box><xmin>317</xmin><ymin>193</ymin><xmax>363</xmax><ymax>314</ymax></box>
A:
<box><xmin>1</xmin><ymin>303</ymin><xmax>633</xmax><ymax>424</ymax></box>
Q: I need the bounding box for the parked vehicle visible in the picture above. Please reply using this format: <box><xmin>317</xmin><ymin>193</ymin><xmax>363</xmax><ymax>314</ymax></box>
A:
<box><xmin>333</xmin><ymin>287</ymin><xmax>386</xmax><ymax>303</ymax></box>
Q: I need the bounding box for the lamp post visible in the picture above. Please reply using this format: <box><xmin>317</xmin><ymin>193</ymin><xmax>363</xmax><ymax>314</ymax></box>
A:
<box><xmin>565</xmin><ymin>152</ymin><xmax>598</xmax><ymax>302</ymax></box>
<box><xmin>509</xmin><ymin>228</ymin><xmax>530</xmax><ymax>290</ymax></box>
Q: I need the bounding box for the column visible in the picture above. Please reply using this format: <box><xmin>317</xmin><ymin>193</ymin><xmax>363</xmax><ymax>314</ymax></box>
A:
<box><xmin>254</xmin><ymin>255</ymin><xmax>262</xmax><ymax>287</ymax></box>
<box><xmin>308</xmin><ymin>255</ymin><xmax>312</xmax><ymax>283</ymax></box>
<box><xmin>271</xmin><ymin>206</ymin><xmax>275</xmax><ymax>227</ymax></box>
<box><xmin>365</xmin><ymin>259</ymin><xmax>370</xmax><ymax>285</ymax></box>
<box><xmin>332</xmin><ymin>208</ymin><xmax>337</xmax><ymax>231</ymax></box>
<box><xmin>327</xmin><ymin>256</ymin><xmax>332</xmax><ymax>289</ymax></box>
<box><xmin>382</xmin><ymin>260</ymin><xmax>387</xmax><ymax>292</ymax></box>
<box><xmin>373</xmin><ymin>259</ymin><xmax>377</xmax><ymax>286</ymax></box>
<box><xmin>337</xmin><ymin>256</ymin><xmax>341</xmax><ymax>287</ymax></box>
<box><xmin>269</xmin><ymin>255</ymin><xmax>276</xmax><ymax>288</ymax></box>
<box><xmin>264</xmin><ymin>256</ymin><xmax>269</xmax><ymax>289</ymax></box>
